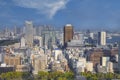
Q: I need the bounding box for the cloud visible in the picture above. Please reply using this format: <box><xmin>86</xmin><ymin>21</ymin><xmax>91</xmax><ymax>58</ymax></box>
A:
<box><xmin>13</xmin><ymin>0</ymin><xmax>69</xmax><ymax>18</ymax></box>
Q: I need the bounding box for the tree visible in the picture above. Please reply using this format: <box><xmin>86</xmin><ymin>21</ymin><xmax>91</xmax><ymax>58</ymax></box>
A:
<box><xmin>38</xmin><ymin>71</ymin><xmax>49</xmax><ymax>80</ymax></box>
<box><xmin>1</xmin><ymin>73</ymin><xmax>6</xmax><ymax>80</ymax></box>
<box><xmin>64</xmin><ymin>71</ymin><xmax>74</xmax><ymax>79</ymax></box>
<box><xmin>49</xmin><ymin>71</ymin><xmax>63</xmax><ymax>80</ymax></box>
<box><xmin>57</xmin><ymin>77</ymin><xmax>67</xmax><ymax>80</ymax></box>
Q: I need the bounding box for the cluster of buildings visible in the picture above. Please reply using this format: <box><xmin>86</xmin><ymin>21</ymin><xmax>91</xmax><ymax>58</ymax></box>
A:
<box><xmin>63</xmin><ymin>24</ymin><xmax>120</xmax><ymax>74</ymax></box>
<box><xmin>0</xmin><ymin>21</ymin><xmax>120</xmax><ymax>76</ymax></box>
<box><xmin>0</xmin><ymin>21</ymin><xmax>69</xmax><ymax>74</ymax></box>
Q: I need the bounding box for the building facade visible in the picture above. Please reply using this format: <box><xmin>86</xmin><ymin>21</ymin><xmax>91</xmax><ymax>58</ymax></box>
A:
<box><xmin>25</xmin><ymin>21</ymin><xmax>34</xmax><ymax>47</ymax></box>
<box><xmin>98</xmin><ymin>31</ymin><xmax>106</xmax><ymax>45</ymax></box>
<box><xmin>4</xmin><ymin>55</ymin><xmax>21</xmax><ymax>66</ymax></box>
<box><xmin>64</xmin><ymin>24</ymin><xmax>73</xmax><ymax>46</ymax></box>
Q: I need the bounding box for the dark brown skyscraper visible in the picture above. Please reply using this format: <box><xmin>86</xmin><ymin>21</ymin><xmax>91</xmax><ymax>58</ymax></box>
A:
<box><xmin>64</xmin><ymin>24</ymin><xmax>73</xmax><ymax>46</ymax></box>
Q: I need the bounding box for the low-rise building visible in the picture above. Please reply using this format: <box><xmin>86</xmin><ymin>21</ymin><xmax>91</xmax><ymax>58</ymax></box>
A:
<box><xmin>0</xmin><ymin>63</ymin><xmax>15</xmax><ymax>73</ymax></box>
<box><xmin>16</xmin><ymin>64</ymin><xmax>30</xmax><ymax>72</ymax></box>
<box><xmin>86</xmin><ymin>62</ymin><xmax>93</xmax><ymax>72</ymax></box>
<box><xmin>4</xmin><ymin>54</ymin><xmax>21</xmax><ymax>66</ymax></box>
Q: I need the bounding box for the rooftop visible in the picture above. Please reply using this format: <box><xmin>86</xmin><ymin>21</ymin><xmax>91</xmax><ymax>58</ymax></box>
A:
<box><xmin>65</xmin><ymin>24</ymin><xmax>72</xmax><ymax>27</ymax></box>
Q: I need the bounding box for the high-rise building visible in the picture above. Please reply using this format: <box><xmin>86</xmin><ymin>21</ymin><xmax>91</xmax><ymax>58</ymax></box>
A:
<box><xmin>98</xmin><ymin>31</ymin><xmax>106</xmax><ymax>45</ymax></box>
<box><xmin>31</xmin><ymin>54</ymin><xmax>47</xmax><ymax>74</ymax></box>
<box><xmin>20</xmin><ymin>37</ymin><xmax>25</xmax><ymax>48</ymax></box>
<box><xmin>118</xmin><ymin>43</ymin><xmax>120</xmax><ymax>73</ymax></box>
<box><xmin>101</xmin><ymin>57</ymin><xmax>109</xmax><ymax>67</ymax></box>
<box><xmin>0</xmin><ymin>53</ymin><xmax>4</xmax><ymax>63</ymax></box>
<box><xmin>36</xmin><ymin>26</ymin><xmax>42</xmax><ymax>36</ymax></box>
<box><xmin>25</xmin><ymin>21</ymin><xmax>34</xmax><ymax>47</ymax></box>
<box><xmin>90</xmin><ymin>33</ymin><xmax>94</xmax><ymax>39</ymax></box>
<box><xmin>64</xmin><ymin>24</ymin><xmax>73</xmax><ymax>46</ymax></box>
<box><xmin>41</xmin><ymin>26</ymin><xmax>56</xmax><ymax>49</ymax></box>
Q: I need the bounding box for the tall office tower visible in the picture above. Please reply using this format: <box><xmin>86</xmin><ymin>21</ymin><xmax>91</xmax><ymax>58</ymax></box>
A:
<box><xmin>64</xmin><ymin>24</ymin><xmax>73</xmax><ymax>46</ymax></box>
<box><xmin>14</xmin><ymin>26</ymin><xmax>17</xmax><ymax>35</ymax></box>
<box><xmin>36</xmin><ymin>26</ymin><xmax>42</xmax><ymax>36</ymax></box>
<box><xmin>41</xmin><ymin>26</ymin><xmax>56</xmax><ymax>49</ymax></box>
<box><xmin>118</xmin><ymin>43</ymin><xmax>120</xmax><ymax>73</ymax></box>
<box><xmin>101</xmin><ymin>57</ymin><xmax>109</xmax><ymax>66</ymax></box>
<box><xmin>33</xmin><ymin>27</ymin><xmax>36</xmax><ymax>36</ymax></box>
<box><xmin>4</xmin><ymin>27</ymin><xmax>10</xmax><ymax>37</ymax></box>
<box><xmin>0</xmin><ymin>53</ymin><xmax>4</xmax><ymax>63</ymax></box>
<box><xmin>25</xmin><ymin>21</ymin><xmax>34</xmax><ymax>47</ymax></box>
<box><xmin>20</xmin><ymin>37</ymin><xmax>25</xmax><ymax>48</ymax></box>
<box><xmin>90</xmin><ymin>33</ymin><xmax>94</xmax><ymax>39</ymax></box>
<box><xmin>16</xmin><ymin>27</ymin><xmax>22</xmax><ymax>35</ymax></box>
<box><xmin>98</xmin><ymin>31</ymin><xmax>106</xmax><ymax>45</ymax></box>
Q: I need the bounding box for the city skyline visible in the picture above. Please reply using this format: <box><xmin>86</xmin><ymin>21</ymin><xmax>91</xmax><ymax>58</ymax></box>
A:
<box><xmin>0</xmin><ymin>0</ymin><xmax>120</xmax><ymax>30</ymax></box>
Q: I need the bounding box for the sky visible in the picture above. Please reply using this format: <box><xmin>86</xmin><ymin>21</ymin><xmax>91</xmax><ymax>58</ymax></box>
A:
<box><xmin>0</xmin><ymin>0</ymin><xmax>120</xmax><ymax>30</ymax></box>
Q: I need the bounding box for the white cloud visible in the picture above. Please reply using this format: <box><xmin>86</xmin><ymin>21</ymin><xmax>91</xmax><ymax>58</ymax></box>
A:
<box><xmin>13</xmin><ymin>0</ymin><xmax>69</xmax><ymax>18</ymax></box>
